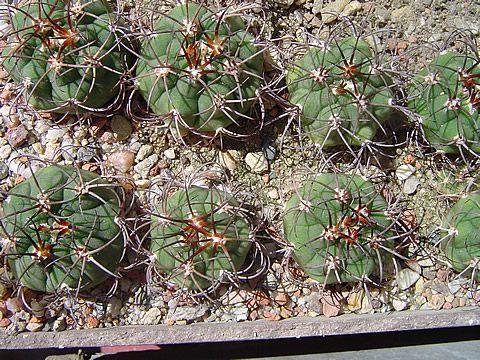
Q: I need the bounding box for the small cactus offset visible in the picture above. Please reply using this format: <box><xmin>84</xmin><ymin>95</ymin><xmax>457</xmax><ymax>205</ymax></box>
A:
<box><xmin>283</xmin><ymin>173</ymin><xmax>395</xmax><ymax>285</ymax></box>
<box><xmin>1</xmin><ymin>0</ymin><xmax>131</xmax><ymax>113</ymax></box>
<box><xmin>148</xmin><ymin>184</ymin><xmax>255</xmax><ymax>290</ymax></box>
<box><xmin>0</xmin><ymin>164</ymin><xmax>125</xmax><ymax>293</ymax></box>
<box><xmin>286</xmin><ymin>37</ymin><xmax>394</xmax><ymax>148</ymax></box>
<box><xmin>442</xmin><ymin>193</ymin><xmax>480</xmax><ymax>280</ymax></box>
<box><xmin>135</xmin><ymin>2</ymin><xmax>263</xmax><ymax>135</ymax></box>
<box><xmin>408</xmin><ymin>48</ymin><xmax>480</xmax><ymax>155</ymax></box>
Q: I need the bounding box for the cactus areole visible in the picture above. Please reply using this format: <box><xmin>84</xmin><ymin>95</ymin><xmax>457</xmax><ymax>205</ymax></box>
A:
<box><xmin>136</xmin><ymin>3</ymin><xmax>263</xmax><ymax>133</ymax></box>
<box><xmin>150</xmin><ymin>186</ymin><xmax>252</xmax><ymax>290</ymax></box>
<box><xmin>1</xmin><ymin>0</ymin><xmax>129</xmax><ymax>112</ymax></box>
<box><xmin>1</xmin><ymin>165</ymin><xmax>124</xmax><ymax>293</ymax></box>
<box><xmin>283</xmin><ymin>173</ymin><xmax>393</xmax><ymax>284</ymax></box>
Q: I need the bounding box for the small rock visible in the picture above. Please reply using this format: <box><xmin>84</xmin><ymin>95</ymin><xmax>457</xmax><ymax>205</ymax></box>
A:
<box><xmin>134</xmin><ymin>154</ymin><xmax>159</xmax><ymax>178</ymax></box>
<box><xmin>26</xmin><ymin>322</ymin><xmax>44</xmax><ymax>332</ymax></box>
<box><xmin>53</xmin><ymin>317</ymin><xmax>66</xmax><ymax>332</ymax></box>
<box><xmin>141</xmin><ymin>307</ymin><xmax>162</xmax><ymax>325</ymax></box>
<box><xmin>5</xmin><ymin>124</ymin><xmax>28</xmax><ymax>148</ymax></box>
<box><xmin>341</xmin><ymin>0</ymin><xmax>361</xmax><ymax>17</ymax></box>
<box><xmin>347</xmin><ymin>289</ymin><xmax>364</xmax><ymax>311</ymax></box>
<box><xmin>0</xmin><ymin>318</ymin><xmax>11</xmax><ymax>328</ymax></box>
<box><xmin>268</xmin><ymin>188</ymin><xmax>279</xmax><ymax>199</ymax></box>
<box><xmin>108</xmin><ymin>150</ymin><xmax>135</xmax><ymax>173</ymax></box>
<box><xmin>316</xmin><ymin>0</ymin><xmax>351</xmax><ymax>23</ymax></box>
<box><xmin>261</xmin><ymin>273</ymin><xmax>279</xmax><ymax>291</ymax></box>
<box><xmin>392</xmin><ymin>298</ymin><xmax>407</xmax><ymax>311</ymax></box>
<box><xmin>231</xmin><ymin>304</ymin><xmax>249</xmax><ymax>322</ymax></box>
<box><xmin>30</xmin><ymin>300</ymin><xmax>46</xmax><ymax>318</ymax></box>
<box><xmin>245</xmin><ymin>152</ymin><xmax>268</xmax><ymax>174</ymax></box>
<box><xmin>45</xmin><ymin>127</ymin><xmax>68</xmax><ymax>142</ymax></box>
<box><xmin>77</xmin><ymin>146</ymin><xmax>98</xmax><ymax>162</ymax></box>
<box><xmin>111</xmin><ymin>115</ymin><xmax>132</xmax><ymax>141</ymax></box>
<box><xmin>87</xmin><ymin>315</ymin><xmax>100</xmax><ymax>328</ymax></box>
<box><xmin>448</xmin><ymin>278</ymin><xmax>468</xmax><ymax>295</ymax></box>
<box><xmin>304</xmin><ymin>293</ymin><xmax>323</xmax><ymax>314</ymax></box>
<box><xmin>107</xmin><ymin>298</ymin><xmax>122</xmax><ymax>319</ymax></box>
<box><xmin>166</xmin><ymin>305</ymin><xmax>208</xmax><ymax>322</ymax></box>
<box><xmin>0</xmin><ymin>145</ymin><xmax>12</xmax><ymax>160</ymax></box>
<box><xmin>0</xmin><ymin>161</ymin><xmax>8</xmax><ymax>180</ymax></box>
<box><xmin>320</xmin><ymin>295</ymin><xmax>341</xmax><ymax>318</ymax></box>
<box><xmin>0</xmin><ymin>105</ymin><xmax>19</xmax><ymax>128</ymax></box>
<box><xmin>6</xmin><ymin>297</ymin><xmax>23</xmax><ymax>313</ymax></box>
<box><xmin>216</xmin><ymin>150</ymin><xmax>237</xmax><ymax>171</ymax></box>
<box><xmin>428</xmin><ymin>293</ymin><xmax>445</xmax><ymax>310</ymax></box>
<box><xmin>397</xmin><ymin>268</ymin><xmax>421</xmax><ymax>290</ymax></box>
<box><xmin>136</xmin><ymin>144</ymin><xmax>154</xmax><ymax>162</ymax></box>
<box><xmin>164</xmin><ymin>148</ymin><xmax>176</xmax><ymax>160</ymax></box>
<box><xmin>431</xmin><ymin>280</ymin><xmax>450</xmax><ymax>296</ymax></box>
<box><xmin>403</xmin><ymin>176</ymin><xmax>421</xmax><ymax>194</ymax></box>
<box><xmin>262</xmin><ymin>310</ymin><xmax>281</xmax><ymax>321</ymax></box>
<box><xmin>396</xmin><ymin>164</ymin><xmax>416</xmax><ymax>181</ymax></box>
<box><xmin>391</xmin><ymin>6</ymin><xmax>414</xmax><ymax>23</ymax></box>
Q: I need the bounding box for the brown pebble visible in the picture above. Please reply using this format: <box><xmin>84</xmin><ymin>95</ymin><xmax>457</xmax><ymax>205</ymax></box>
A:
<box><xmin>87</xmin><ymin>315</ymin><xmax>100</xmax><ymax>328</ymax></box>
<box><xmin>443</xmin><ymin>302</ymin><xmax>453</xmax><ymax>310</ymax></box>
<box><xmin>275</xmin><ymin>293</ymin><xmax>289</xmax><ymax>306</ymax></box>
<box><xmin>108</xmin><ymin>150</ymin><xmax>135</xmax><ymax>173</ymax></box>
<box><xmin>5</xmin><ymin>124</ymin><xmax>28</xmax><ymax>148</ymax></box>
<box><xmin>26</xmin><ymin>322</ymin><xmax>44</xmax><ymax>332</ymax></box>
<box><xmin>111</xmin><ymin>115</ymin><xmax>133</xmax><ymax>141</ymax></box>
<box><xmin>428</xmin><ymin>293</ymin><xmax>445</xmax><ymax>310</ymax></box>
<box><xmin>0</xmin><ymin>318</ymin><xmax>11</xmax><ymax>327</ymax></box>
<box><xmin>89</xmin><ymin>118</ymin><xmax>107</xmax><ymax>137</ymax></box>
<box><xmin>404</xmin><ymin>154</ymin><xmax>415</xmax><ymax>165</ymax></box>
<box><xmin>262</xmin><ymin>311</ymin><xmax>281</xmax><ymax>321</ymax></box>
<box><xmin>321</xmin><ymin>295</ymin><xmax>340</xmax><ymax>318</ymax></box>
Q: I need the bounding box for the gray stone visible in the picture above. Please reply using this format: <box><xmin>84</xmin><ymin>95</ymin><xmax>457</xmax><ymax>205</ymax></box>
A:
<box><xmin>245</xmin><ymin>152</ymin><xmax>268</xmax><ymax>174</ymax></box>
<box><xmin>107</xmin><ymin>298</ymin><xmax>123</xmax><ymax>319</ymax></box>
<box><xmin>166</xmin><ymin>305</ymin><xmax>208</xmax><ymax>322</ymax></box>
<box><xmin>134</xmin><ymin>154</ymin><xmax>159</xmax><ymax>178</ymax></box>
<box><xmin>304</xmin><ymin>293</ymin><xmax>323</xmax><ymax>314</ymax></box>
<box><xmin>396</xmin><ymin>164</ymin><xmax>416</xmax><ymax>181</ymax></box>
<box><xmin>392</xmin><ymin>298</ymin><xmax>408</xmax><ymax>311</ymax></box>
<box><xmin>45</xmin><ymin>127</ymin><xmax>68</xmax><ymax>142</ymax></box>
<box><xmin>262</xmin><ymin>137</ymin><xmax>277</xmax><ymax>161</ymax></box>
<box><xmin>403</xmin><ymin>176</ymin><xmax>421</xmax><ymax>194</ymax></box>
<box><xmin>76</xmin><ymin>146</ymin><xmax>98</xmax><ymax>162</ymax></box>
<box><xmin>448</xmin><ymin>278</ymin><xmax>469</xmax><ymax>295</ymax></box>
<box><xmin>141</xmin><ymin>307</ymin><xmax>162</xmax><ymax>325</ymax></box>
<box><xmin>431</xmin><ymin>280</ymin><xmax>450</xmax><ymax>297</ymax></box>
<box><xmin>135</xmin><ymin>144</ymin><xmax>154</xmax><ymax>162</ymax></box>
<box><xmin>397</xmin><ymin>268</ymin><xmax>421</xmax><ymax>290</ymax></box>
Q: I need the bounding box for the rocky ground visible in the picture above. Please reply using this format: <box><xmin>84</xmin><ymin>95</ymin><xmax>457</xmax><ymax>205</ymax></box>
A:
<box><xmin>0</xmin><ymin>0</ymin><xmax>480</xmax><ymax>335</ymax></box>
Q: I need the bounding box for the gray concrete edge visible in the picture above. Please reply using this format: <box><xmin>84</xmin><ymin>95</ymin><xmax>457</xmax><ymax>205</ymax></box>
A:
<box><xmin>1</xmin><ymin>307</ymin><xmax>479</xmax><ymax>349</ymax></box>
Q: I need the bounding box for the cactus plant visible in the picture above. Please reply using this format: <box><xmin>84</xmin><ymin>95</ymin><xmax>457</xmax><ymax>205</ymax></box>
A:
<box><xmin>0</xmin><ymin>164</ymin><xmax>125</xmax><ymax>293</ymax></box>
<box><xmin>149</xmin><ymin>185</ymin><xmax>255</xmax><ymax>290</ymax></box>
<box><xmin>283</xmin><ymin>173</ymin><xmax>395</xmax><ymax>284</ymax></box>
<box><xmin>286</xmin><ymin>37</ymin><xmax>394</xmax><ymax>148</ymax></box>
<box><xmin>442</xmin><ymin>193</ymin><xmax>480</xmax><ymax>280</ymax></box>
<box><xmin>1</xmin><ymin>0</ymin><xmax>131</xmax><ymax>113</ymax></box>
<box><xmin>408</xmin><ymin>50</ymin><xmax>480</xmax><ymax>155</ymax></box>
<box><xmin>135</xmin><ymin>2</ymin><xmax>263</xmax><ymax>135</ymax></box>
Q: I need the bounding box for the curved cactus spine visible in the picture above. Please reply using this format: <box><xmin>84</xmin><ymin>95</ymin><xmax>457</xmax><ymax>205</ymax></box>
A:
<box><xmin>0</xmin><ymin>161</ymin><xmax>126</xmax><ymax>294</ymax></box>
<box><xmin>133</xmin><ymin>2</ymin><xmax>264</xmax><ymax>138</ymax></box>
<box><xmin>282</xmin><ymin>172</ymin><xmax>398</xmax><ymax>285</ymax></box>
<box><xmin>0</xmin><ymin>0</ymin><xmax>132</xmax><ymax>114</ymax></box>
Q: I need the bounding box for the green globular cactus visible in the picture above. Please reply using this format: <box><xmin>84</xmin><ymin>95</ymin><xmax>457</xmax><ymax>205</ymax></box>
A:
<box><xmin>283</xmin><ymin>173</ymin><xmax>394</xmax><ymax>284</ymax></box>
<box><xmin>135</xmin><ymin>2</ymin><xmax>263</xmax><ymax>134</ymax></box>
<box><xmin>0</xmin><ymin>165</ymin><xmax>125</xmax><ymax>293</ymax></box>
<box><xmin>286</xmin><ymin>37</ymin><xmax>394</xmax><ymax>147</ymax></box>
<box><xmin>149</xmin><ymin>186</ymin><xmax>253</xmax><ymax>290</ymax></box>
<box><xmin>443</xmin><ymin>193</ymin><xmax>480</xmax><ymax>280</ymax></box>
<box><xmin>409</xmin><ymin>51</ymin><xmax>480</xmax><ymax>154</ymax></box>
<box><xmin>1</xmin><ymin>0</ymin><xmax>131</xmax><ymax>113</ymax></box>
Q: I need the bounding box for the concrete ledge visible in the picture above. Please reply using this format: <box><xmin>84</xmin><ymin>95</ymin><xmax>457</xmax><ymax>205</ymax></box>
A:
<box><xmin>1</xmin><ymin>307</ymin><xmax>479</xmax><ymax>349</ymax></box>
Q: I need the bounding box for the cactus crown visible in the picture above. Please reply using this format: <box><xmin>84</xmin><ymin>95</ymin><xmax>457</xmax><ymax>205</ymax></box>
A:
<box><xmin>0</xmin><ymin>164</ymin><xmax>125</xmax><ymax>294</ymax></box>
<box><xmin>135</xmin><ymin>2</ymin><xmax>263</xmax><ymax>135</ymax></box>
<box><xmin>283</xmin><ymin>172</ymin><xmax>395</xmax><ymax>285</ymax></box>
<box><xmin>286</xmin><ymin>36</ymin><xmax>394</xmax><ymax>148</ymax></box>
<box><xmin>1</xmin><ymin>0</ymin><xmax>131</xmax><ymax>113</ymax></box>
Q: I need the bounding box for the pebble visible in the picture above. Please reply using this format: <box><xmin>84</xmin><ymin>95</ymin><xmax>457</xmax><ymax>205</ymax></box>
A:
<box><xmin>391</xmin><ymin>6</ymin><xmax>414</xmax><ymax>23</ymax></box>
<box><xmin>431</xmin><ymin>280</ymin><xmax>450</xmax><ymax>297</ymax></box>
<box><xmin>448</xmin><ymin>279</ymin><xmax>468</xmax><ymax>294</ymax></box>
<box><xmin>107</xmin><ymin>298</ymin><xmax>123</xmax><ymax>319</ymax></box>
<box><xmin>108</xmin><ymin>150</ymin><xmax>135</xmax><ymax>173</ymax></box>
<box><xmin>141</xmin><ymin>307</ymin><xmax>162</xmax><ymax>325</ymax></box>
<box><xmin>392</xmin><ymin>298</ymin><xmax>408</xmax><ymax>311</ymax></box>
<box><xmin>396</xmin><ymin>164</ymin><xmax>416</xmax><ymax>181</ymax></box>
<box><xmin>316</xmin><ymin>0</ymin><xmax>351</xmax><ymax>23</ymax></box>
<box><xmin>341</xmin><ymin>0</ymin><xmax>361</xmax><ymax>16</ymax></box>
<box><xmin>403</xmin><ymin>176</ymin><xmax>421</xmax><ymax>194</ymax></box>
<box><xmin>397</xmin><ymin>268</ymin><xmax>421</xmax><ymax>290</ymax></box>
<box><xmin>0</xmin><ymin>144</ymin><xmax>11</xmax><ymax>160</ymax></box>
<box><xmin>0</xmin><ymin>161</ymin><xmax>8</xmax><ymax>180</ymax></box>
<box><xmin>111</xmin><ymin>115</ymin><xmax>132</xmax><ymax>141</ymax></box>
<box><xmin>320</xmin><ymin>295</ymin><xmax>340</xmax><ymax>318</ymax></box>
<box><xmin>346</xmin><ymin>290</ymin><xmax>364</xmax><ymax>311</ymax></box>
<box><xmin>166</xmin><ymin>305</ymin><xmax>208</xmax><ymax>322</ymax></box>
<box><xmin>135</xmin><ymin>144</ymin><xmax>154</xmax><ymax>162</ymax></box>
<box><xmin>304</xmin><ymin>293</ymin><xmax>323</xmax><ymax>314</ymax></box>
<box><xmin>231</xmin><ymin>304</ymin><xmax>249</xmax><ymax>322</ymax></box>
<box><xmin>216</xmin><ymin>150</ymin><xmax>237</xmax><ymax>171</ymax></box>
<box><xmin>0</xmin><ymin>105</ymin><xmax>19</xmax><ymax>128</ymax></box>
<box><xmin>45</xmin><ymin>127</ymin><xmax>68</xmax><ymax>142</ymax></box>
<box><xmin>245</xmin><ymin>152</ymin><xmax>268</xmax><ymax>174</ymax></box>
<box><xmin>6</xmin><ymin>297</ymin><xmax>23</xmax><ymax>313</ymax></box>
<box><xmin>164</xmin><ymin>148</ymin><xmax>176</xmax><ymax>160</ymax></box>
<box><xmin>26</xmin><ymin>322</ymin><xmax>44</xmax><ymax>332</ymax></box>
<box><xmin>261</xmin><ymin>273</ymin><xmax>279</xmax><ymax>291</ymax></box>
<box><xmin>5</xmin><ymin>124</ymin><xmax>28</xmax><ymax>148</ymax></box>
<box><xmin>134</xmin><ymin>154</ymin><xmax>159</xmax><ymax>178</ymax></box>
<box><xmin>428</xmin><ymin>293</ymin><xmax>445</xmax><ymax>310</ymax></box>
<box><xmin>76</xmin><ymin>146</ymin><xmax>97</xmax><ymax>162</ymax></box>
